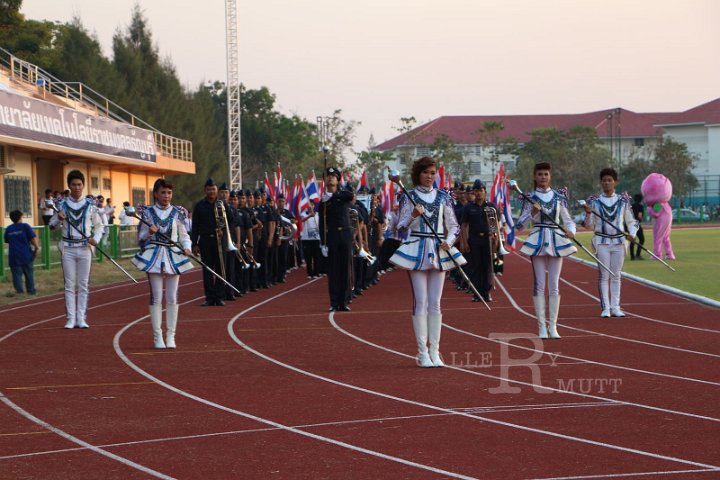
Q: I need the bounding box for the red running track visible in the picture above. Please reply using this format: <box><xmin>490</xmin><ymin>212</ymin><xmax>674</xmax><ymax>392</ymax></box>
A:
<box><xmin>1</xmin><ymin>254</ymin><xmax>719</xmax><ymax>479</ymax></box>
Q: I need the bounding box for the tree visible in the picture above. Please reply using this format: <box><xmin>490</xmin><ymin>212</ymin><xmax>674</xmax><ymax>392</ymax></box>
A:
<box><xmin>356</xmin><ymin>149</ymin><xmax>393</xmax><ymax>188</ymax></box>
<box><xmin>431</xmin><ymin>134</ymin><xmax>467</xmax><ymax>182</ymax></box>
<box><xmin>652</xmin><ymin>135</ymin><xmax>699</xmax><ymax>199</ymax></box>
<box><xmin>476</xmin><ymin>120</ymin><xmax>520</xmax><ymax>181</ymax></box>
<box><xmin>392</xmin><ymin>116</ymin><xmax>419</xmax><ymax>180</ymax></box>
<box><xmin>514</xmin><ymin>126</ymin><xmax>613</xmax><ymax>201</ymax></box>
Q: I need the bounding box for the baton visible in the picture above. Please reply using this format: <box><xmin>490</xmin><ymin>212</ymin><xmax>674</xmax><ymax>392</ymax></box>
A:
<box><xmin>578</xmin><ymin>200</ymin><xmax>676</xmax><ymax>272</ymax></box>
<box><xmin>47</xmin><ymin>200</ymin><xmax>138</xmax><ymax>283</ymax></box>
<box><xmin>126</xmin><ymin>207</ymin><xmax>241</xmax><ymax>295</ymax></box>
<box><xmin>507</xmin><ymin>181</ymin><xmax>617</xmax><ymax>278</ymax></box>
<box><xmin>388</xmin><ymin>168</ymin><xmax>490</xmax><ymax>311</ymax></box>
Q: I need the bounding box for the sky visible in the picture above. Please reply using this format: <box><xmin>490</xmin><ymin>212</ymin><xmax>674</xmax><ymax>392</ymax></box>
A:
<box><xmin>21</xmin><ymin>0</ymin><xmax>720</xmax><ymax>157</ymax></box>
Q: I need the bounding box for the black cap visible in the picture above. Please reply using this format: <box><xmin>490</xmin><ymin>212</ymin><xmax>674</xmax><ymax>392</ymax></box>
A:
<box><xmin>358</xmin><ymin>185</ymin><xmax>369</xmax><ymax>193</ymax></box>
<box><xmin>344</xmin><ymin>183</ymin><xmax>354</xmax><ymax>192</ymax></box>
<box><xmin>465</xmin><ymin>186</ymin><xmax>472</xmax><ymax>193</ymax></box>
<box><xmin>324</xmin><ymin>167</ymin><xmax>341</xmax><ymax>180</ymax></box>
<box><xmin>229</xmin><ymin>190</ymin><xmax>237</xmax><ymax>198</ymax></box>
<box><xmin>218</xmin><ymin>182</ymin><xmax>229</xmax><ymax>191</ymax></box>
<box><xmin>205</xmin><ymin>177</ymin><xmax>215</xmax><ymax>187</ymax></box>
<box><xmin>253</xmin><ymin>190</ymin><xmax>261</xmax><ymax>198</ymax></box>
<box><xmin>369</xmin><ymin>188</ymin><xmax>376</xmax><ymax>194</ymax></box>
<box><xmin>237</xmin><ymin>189</ymin><xmax>246</xmax><ymax>197</ymax></box>
<box><xmin>277</xmin><ymin>194</ymin><xmax>285</xmax><ymax>200</ymax></box>
<box><xmin>472</xmin><ymin>179</ymin><xmax>486</xmax><ymax>191</ymax></box>
<box><xmin>244</xmin><ymin>189</ymin><xmax>252</xmax><ymax>196</ymax></box>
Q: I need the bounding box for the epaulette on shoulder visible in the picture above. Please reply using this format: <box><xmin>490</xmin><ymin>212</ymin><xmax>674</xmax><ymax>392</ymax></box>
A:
<box><xmin>620</xmin><ymin>191</ymin><xmax>632</xmax><ymax>203</ymax></box>
<box><xmin>174</xmin><ymin>205</ymin><xmax>188</xmax><ymax>221</ymax></box>
<box><xmin>587</xmin><ymin>194</ymin><xmax>600</xmax><ymax>203</ymax></box>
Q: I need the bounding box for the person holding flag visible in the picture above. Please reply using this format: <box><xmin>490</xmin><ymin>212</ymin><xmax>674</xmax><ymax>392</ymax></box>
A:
<box><xmin>489</xmin><ymin>163</ymin><xmax>516</xmax><ymax>275</ymax></box>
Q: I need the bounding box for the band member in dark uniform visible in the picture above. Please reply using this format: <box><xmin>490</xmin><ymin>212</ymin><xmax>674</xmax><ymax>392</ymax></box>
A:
<box><xmin>235</xmin><ymin>190</ymin><xmax>254</xmax><ymax>294</ymax></box>
<box><xmin>630</xmin><ymin>193</ymin><xmax>645</xmax><ymax>260</ymax></box>
<box><xmin>218</xmin><ymin>183</ymin><xmax>237</xmax><ymax>301</ymax></box>
<box><xmin>247</xmin><ymin>191</ymin><xmax>263</xmax><ymax>291</ymax></box>
<box><xmin>275</xmin><ymin>194</ymin><xmax>296</xmax><ymax>283</ymax></box>
<box><xmin>460</xmin><ymin>180</ymin><xmax>500</xmax><ymax>302</ymax></box>
<box><xmin>254</xmin><ymin>191</ymin><xmax>273</xmax><ymax>288</ymax></box>
<box><xmin>318</xmin><ymin>167</ymin><xmax>354</xmax><ymax>311</ymax></box>
<box><xmin>366</xmin><ymin>188</ymin><xmax>385</xmax><ymax>286</ymax></box>
<box><xmin>191</xmin><ymin>178</ymin><xmax>226</xmax><ymax>306</ymax></box>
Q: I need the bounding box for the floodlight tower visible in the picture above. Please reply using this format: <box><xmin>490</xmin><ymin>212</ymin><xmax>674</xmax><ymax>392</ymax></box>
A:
<box><xmin>226</xmin><ymin>0</ymin><xmax>242</xmax><ymax>189</ymax></box>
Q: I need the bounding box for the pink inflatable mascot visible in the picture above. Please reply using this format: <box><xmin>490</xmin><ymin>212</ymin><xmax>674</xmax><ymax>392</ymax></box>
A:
<box><xmin>641</xmin><ymin>173</ymin><xmax>675</xmax><ymax>260</ymax></box>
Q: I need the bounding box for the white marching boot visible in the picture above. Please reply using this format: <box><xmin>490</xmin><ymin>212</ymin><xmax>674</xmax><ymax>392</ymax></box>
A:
<box><xmin>412</xmin><ymin>314</ymin><xmax>433</xmax><ymax>368</ymax></box>
<box><xmin>533</xmin><ymin>296</ymin><xmax>548</xmax><ymax>339</ymax></box>
<box><xmin>150</xmin><ymin>304</ymin><xmax>165</xmax><ymax>349</ymax></box>
<box><xmin>428</xmin><ymin>313</ymin><xmax>444</xmax><ymax>367</ymax></box>
<box><xmin>165</xmin><ymin>303</ymin><xmax>179</xmax><ymax>349</ymax></box>
<box><xmin>548</xmin><ymin>295</ymin><xmax>561</xmax><ymax>339</ymax></box>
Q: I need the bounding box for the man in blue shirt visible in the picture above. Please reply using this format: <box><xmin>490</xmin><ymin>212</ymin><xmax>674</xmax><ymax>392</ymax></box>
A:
<box><xmin>4</xmin><ymin>210</ymin><xmax>40</xmax><ymax>295</ymax></box>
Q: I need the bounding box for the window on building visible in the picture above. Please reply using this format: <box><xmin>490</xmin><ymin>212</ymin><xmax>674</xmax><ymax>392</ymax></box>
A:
<box><xmin>91</xmin><ymin>176</ymin><xmax>99</xmax><ymax>189</ymax></box>
<box><xmin>4</xmin><ymin>176</ymin><xmax>31</xmax><ymax>216</ymax></box>
<box><xmin>470</xmin><ymin>161</ymin><xmax>482</xmax><ymax>175</ymax></box>
<box><xmin>132</xmin><ymin>188</ymin><xmax>146</xmax><ymax>206</ymax></box>
<box><xmin>103</xmin><ymin>177</ymin><xmax>112</xmax><ymax>190</ymax></box>
<box><xmin>416</xmin><ymin>147</ymin><xmax>431</xmax><ymax>157</ymax></box>
<box><xmin>634</xmin><ymin>138</ymin><xmax>644</xmax><ymax>147</ymax></box>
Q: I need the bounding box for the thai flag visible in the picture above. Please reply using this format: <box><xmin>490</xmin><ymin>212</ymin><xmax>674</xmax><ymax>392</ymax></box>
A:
<box><xmin>263</xmin><ymin>173</ymin><xmax>274</xmax><ymax>203</ymax></box>
<box><xmin>437</xmin><ymin>164</ymin><xmax>445</xmax><ymax>189</ymax></box>
<box><xmin>446</xmin><ymin>171</ymin><xmax>453</xmax><ymax>189</ymax></box>
<box><xmin>305</xmin><ymin>172</ymin><xmax>319</xmax><ymax>201</ymax></box>
<box><xmin>490</xmin><ymin>163</ymin><xmax>516</xmax><ymax>251</ymax></box>
<box><xmin>275</xmin><ymin>164</ymin><xmax>283</xmax><ymax>200</ymax></box>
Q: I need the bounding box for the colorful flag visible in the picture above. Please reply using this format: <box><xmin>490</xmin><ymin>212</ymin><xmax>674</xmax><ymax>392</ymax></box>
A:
<box><xmin>305</xmin><ymin>171</ymin><xmax>319</xmax><ymax>201</ymax></box>
<box><xmin>357</xmin><ymin>170</ymin><xmax>368</xmax><ymax>192</ymax></box>
<box><xmin>263</xmin><ymin>172</ymin><xmax>274</xmax><ymax>202</ymax></box>
<box><xmin>446</xmin><ymin>171</ymin><xmax>453</xmax><ymax>189</ymax></box>
<box><xmin>438</xmin><ymin>164</ymin><xmax>445</xmax><ymax>189</ymax></box>
<box><xmin>490</xmin><ymin>163</ymin><xmax>516</xmax><ymax>251</ymax></box>
<box><xmin>275</xmin><ymin>163</ymin><xmax>283</xmax><ymax>200</ymax></box>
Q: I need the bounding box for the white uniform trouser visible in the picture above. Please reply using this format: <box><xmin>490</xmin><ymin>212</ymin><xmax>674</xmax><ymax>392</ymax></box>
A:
<box><xmin>409</xmin><ymin>270</ymin><xmax>446</xmax><ymax>315</ymax></box>
<box><xmin>148</xmin><ymin>273</ymin><xmax>180</xmax><ymax>305</ymax></box>
<box><xmin>531</xmin><ymin>256</ymin><xmax>563</xmax><ymax>297</ymax></box>
<box><xmin>61</xmin><ymin>246</ymin><xmax>93</xmax><ymax>323</ymax></box>
<box><xmin>596</xmin><ymin>243</ymin><xmax>625</xmax><ymax>310</ymax></box>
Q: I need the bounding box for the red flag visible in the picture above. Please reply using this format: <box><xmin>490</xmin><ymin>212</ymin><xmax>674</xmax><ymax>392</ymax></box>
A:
<box><xmin>357</xmin><ymin>170</ymin><xmax>368</xmax><ymax>192</ymax></box>
<box><xmin>263</xmin><ymin>173</ymin><xmax>274</xmax><ymax>202</ymax></box>
<box><xmin>438</xmin><ymin>164</ymin><xmax>445</xmax><ymax>189</ymax></box>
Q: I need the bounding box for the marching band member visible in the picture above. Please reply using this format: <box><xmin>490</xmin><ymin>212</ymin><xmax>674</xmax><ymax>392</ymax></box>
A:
<box><xmin>300</xmin><ymin>202</ymin><xmax>322</xmax><ymax>278</ymax></box>
<box><xmin>582</xmin><ymin>168</ymin><xmax>638</xmax><ymax>317</ymax></box>
<box><xmin>49</xmin><ymin>170</ymin><xmax>105</xmax><ymax>329</ymax></box>
<box><xmin>132</xmin><ymin>179</ymin><xmax>193</xmax><ymax>349</ymax></box>
<box><xmin>460</xmin><ymin>180</ymin><xmax>500</xmax><ymax>303</ymax></box>
<box><xmin>191</xmin><ymin>178</ymin><xmax>226</xmax><ymax>306</ymax></box>
<box><xmin>516</xmin><ymin>162</ymin><xmax>577</xmax><ymax>339</ymax></box>
<box><xmin>318</xmin><ymin>167</ymin><xmax>354</xmax><ymax>311</ymax></box>
<box><xmin>390</xmin><ymin>157</ymin><xmax>464</xmax><ymax>368</ymax></box>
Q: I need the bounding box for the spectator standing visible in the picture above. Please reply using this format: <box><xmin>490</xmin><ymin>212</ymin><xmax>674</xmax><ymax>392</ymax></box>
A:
<box><xmin>4</xmin><ymin>210</ymin><xmax>40</xmax><ymax>295</ymax></box>
<box><xmin>40</xmin><ymin>189</ymin><xmax>54</xmax><ymax>225</ymax></box>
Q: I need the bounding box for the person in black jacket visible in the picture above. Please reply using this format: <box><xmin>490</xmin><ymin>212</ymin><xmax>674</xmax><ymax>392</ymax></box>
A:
<box><xmin>318</xmin><ymin>167</ymin><xmax>354</xmax><ymax>311</ymax></box>
<box><xmin>191</xmin><ymin>178</ymin><xmax>226</xmax><ymax>306</ymax></box>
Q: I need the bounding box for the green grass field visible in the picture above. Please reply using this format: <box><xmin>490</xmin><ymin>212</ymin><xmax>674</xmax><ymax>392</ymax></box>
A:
<box><xmin>568</xmin><ymin>226</ymin><xmax>719</xmax><ymax>301</ymax></box>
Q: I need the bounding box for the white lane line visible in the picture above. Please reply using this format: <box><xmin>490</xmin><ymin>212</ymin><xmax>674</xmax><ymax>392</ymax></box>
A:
<box><xmin>532</xmin><ymin>467</ymin><xmax>720</xmax><ymax>479</ymax></box>
<box><xmin>515</xmin><ymin>252</ymin><xmax>720</xmax><ymax>334</ymax></box>
<box><xmin>229</xmin><ymin>313</ymin><xmax>719</xmax><ymax>470</ymax></box>
<box><xmin>332</xmin><ymin>315</ymin><xmax>720</xmax><ymax>424</ymax></box>
<box><xmin>0</xmin><ymin>402</ymin><xmax>616</xmax><ymax>461</ymax></box>
<box><xmin>114</xmin><ymin>280</ymin><xmax>480</xmax><ymax>480</ymax></box>
<box><xmin>0</xmin><ymin>392</ymin><xmax>173</xmax><ymax>479</ymax></box>
<box><xmin>469</xmin><ymin>279</ymin><xmax>720</xmax><ymax>387</ymax></box>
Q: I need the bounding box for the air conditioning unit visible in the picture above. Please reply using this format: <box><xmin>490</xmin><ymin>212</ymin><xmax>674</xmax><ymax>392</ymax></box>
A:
<box><xmin>0</xmin><ymin>144</ymin><xmax>15</xmax><ymax>174</ymax></box>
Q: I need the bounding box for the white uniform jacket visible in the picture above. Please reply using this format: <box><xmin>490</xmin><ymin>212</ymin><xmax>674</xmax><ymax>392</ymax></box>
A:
<box><xmin>517</xmin><ymin>187</ymin><xmax>577</xmax><ymax>257</ymax></box>
<box><xmin>49</xmin><ymin>197</ymin><xmax>105</xmax><ymax>251</ymax></box>
<box><xmin>583</xmin><ymin>192</ymin><xmax>639</xmax><ymax>252</ymax></box>
<box><xmin>131</xmin><ymin>204</ymin><xmax>193</xmax><ymax>274</ymax></box>
<box><xmin>390</xmin><ymin>187</ymin><xmax>466</xmax><ymax>271</ymax></box>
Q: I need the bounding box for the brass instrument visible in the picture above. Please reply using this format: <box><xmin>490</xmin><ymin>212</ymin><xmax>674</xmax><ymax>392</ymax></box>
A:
<box><xmin>241</xmin><ymin>242</ymin><xmax>261</xmax><ymax>269</ymax></box>
<box><xmin>279</xmin><ymin>215</ymin><xmax>298</xmax><ymax>241</ymax></box>
<box><xmin>349</xmin><ymin>208</ymin><xmax>377</xmax><ymax>265</ymax></box>
<box><xmin>485</xmin><ymin>206</ymin><xmax>510</xmax><ymax>289</ymax></box>
<box><xmin>213</xmin><ymin>200</ymin><xmax>228</xmax><ymax>280</ymax></box>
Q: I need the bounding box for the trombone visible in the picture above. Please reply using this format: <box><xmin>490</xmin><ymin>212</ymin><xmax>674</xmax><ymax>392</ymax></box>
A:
<box><xmin>485</xmin><ymin>206</ymin><xmax>510</xmax><ymax>290</ymax></box>
<box><xmin>349</xmin><ymin>208</ymin><xmax>377</xmax><ymax>266</ymax></box>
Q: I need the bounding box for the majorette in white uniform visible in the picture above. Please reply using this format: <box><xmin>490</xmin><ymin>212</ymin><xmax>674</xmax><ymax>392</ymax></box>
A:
<box><xmin>516</xmin><ymin>187</ymin><xmax>577</xmax><ymax>339</ymax></box>
<box><xmin>49</xmin><ymin>196</ymin><xmax>104</xmax><ymax>329</ymax></box>
<box><xmin>132</xmin><ymin>203</ymin><xmax>193</xmax><ymax>349</ymax></box>
<box><xmin>583</xmin><ymin>192</ymin><xmax>638</xmax><ymax>317</ymax></box>
<box><xmin>390</xmin><ymin>185</ymin><xmax>465</xmax><ymax>369</ymax></box>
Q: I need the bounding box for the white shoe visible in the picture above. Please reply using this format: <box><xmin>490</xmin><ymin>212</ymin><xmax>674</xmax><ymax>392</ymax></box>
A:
<box><xmin>150</xmin><ymin>304</ymin><xmax>166</xmax><ymax>349</ymax></box>
<box><xmin>417</xmin><ymin>353</ymin><xmax>434</xmax><ymax>368</ymax></box>
<box><xmin>76</xmin><ymin>320</ymin><xmax>89</xmax><ymax>329</ymax></box>
<box><xmin>611</xmin><ymin>308</ymin><xmax>626</xmax><ymax>317</ymax></box>
<box><xmin>600</xmin><ymin>308</ymin><xmax>611</xmax><ymax>318</ymax></box>
<box><xmin>429</xmin><ymin>352</ymin><xmax>445</xmax><ymax>367</ymax></box>
<box><xmin>64</xmin><ymin>319</ymin><xmax>75</xmax><ymax>329</ymax></box>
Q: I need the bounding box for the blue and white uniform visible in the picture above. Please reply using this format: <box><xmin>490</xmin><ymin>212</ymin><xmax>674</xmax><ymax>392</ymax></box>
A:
<box><xmin>390</xmin><ymin>187</ymin><xmax>465</xmax><ymax>271</ymax></box>
<box><xmin>583</xmin><ymin>192</ymin><xmax>639</xmax><ymax>316</ymax></box>
<box><xmin>132</xmin><ymin>204</ymin><xmax>193</xmax><ymax>276</ymax></box>
<box><xmin>49</xmin><ymin>196</ymin><xmax>104</xmax><ymax>328</ymax></box>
